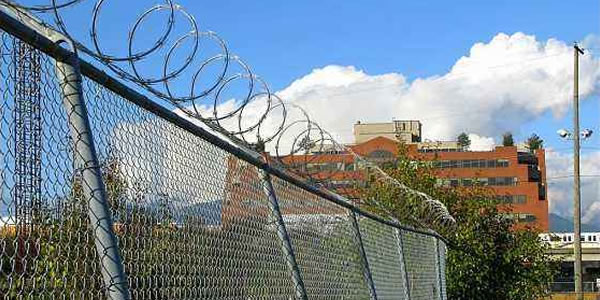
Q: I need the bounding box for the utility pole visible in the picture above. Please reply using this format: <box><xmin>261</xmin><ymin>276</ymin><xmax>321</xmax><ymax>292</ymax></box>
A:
<box><xmin>573</xmin><ymin>43</ymin><xmax>584</xmax><ymax>300</ymax></box>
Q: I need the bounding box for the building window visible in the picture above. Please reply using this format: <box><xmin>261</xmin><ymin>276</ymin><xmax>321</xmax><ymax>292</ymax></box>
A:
<box><xmin>502</xmin><ymin>213</ymin><xmax>537</xmax><ymax>223</ymax></box>
<box><xmin>491</xmin><ymin>177</ymin><xmax>517</xmax><ymax>186</ymax></box>
<box><xmin>519</xmin><ymin>214</ymin><xmax>536</xmax><ymax>223</ymax></box>
<box><xmin>476</xmin><ymin>178</ymin><xmax>488</xmax><ymax>186</ymax></box>
<box><xmin>495</xmin><ymin>195</ymin><xmax>527</xmax><ymax>204</ymax></box>
<box><xmin>433</xmin><ymin>159</ymin><xmax>510</xmax><ymax>169</ymax></box>
<box><xmin>367</xmin><ymin>150</ymin><xmax>395</xmax><ymax>159</ymax></box>
<box><xmin>306</xmin><ymin>162</ymin><xmax>346</xmax><ymax>172</ymax></box>
<box><xmin>437</xmin><ymin>177</ymin><xmax>518</xmax><ymax>187</ymax></box>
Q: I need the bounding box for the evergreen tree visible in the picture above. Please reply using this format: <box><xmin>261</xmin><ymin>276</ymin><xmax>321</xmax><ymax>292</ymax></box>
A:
<box><xmin>502</xmin><ymin>132</ymin><xmax>514</xmax><ymax>147</ymax></box>
<box><xmin>457</xmin><ymin>132</ymin><xmax>471</xmax><ymax>150</ymax></box>
<box><xmin>526</xmin><ymin>133</ymin><xmax>544</xmax><ymax>153</ymax></box>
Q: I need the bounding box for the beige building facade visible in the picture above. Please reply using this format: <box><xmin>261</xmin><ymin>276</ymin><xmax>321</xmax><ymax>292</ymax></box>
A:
<box><xmin>353</xmin><ymin>120</ymin><xmax>422</xmax><ymax>144</ymax></box>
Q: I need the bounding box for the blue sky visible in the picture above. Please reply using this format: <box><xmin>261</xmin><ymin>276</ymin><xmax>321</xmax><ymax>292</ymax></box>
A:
<box><xmin>16</xmin><ymin>0</ymin><xmax>600</xmax><ymax>221</ymax></box>
<box><xmin>158</xmin><ymin>0</ymin><xmax>600</xmax><ymax>222</ymax></box>
<box><xmin>36</xmin><ymin>0</ymin><xmax>599</xmax><ymax>148</ymax></box>
<box><xmin>183</xmin><ymin>0</ymin><xmax>600</xmax><ymax>149</ymax></box>
<box><xmin>193</xmin><ymin>0</ymin><xmax>597</xmax><ymax>84</ymax></box>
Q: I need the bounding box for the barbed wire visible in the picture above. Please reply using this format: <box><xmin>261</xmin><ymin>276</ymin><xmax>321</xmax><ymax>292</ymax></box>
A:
<box><xmin>4</xmin><ymin>0</ymin><xmax>456</xmax><ymax>230</ymax></box>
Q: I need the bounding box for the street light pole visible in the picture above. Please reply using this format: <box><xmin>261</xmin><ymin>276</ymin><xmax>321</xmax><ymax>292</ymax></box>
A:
<box><xmin>573</xmin><ymin>43</ymin><xmax>584</xmax><ymax>300</ymax></box>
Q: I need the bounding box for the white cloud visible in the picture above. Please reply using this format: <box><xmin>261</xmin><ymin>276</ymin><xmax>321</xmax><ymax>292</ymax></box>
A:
<box><xmin>468</xmin><ymin>134</ymin><xmax>496</xmax><ymax>151</ymax></box>
<box><xmin>184</xmin><ymin>32</ymin><xmax>600</xmax><ymax>223</ymax></box>
<box><xmin>266</xmin><ymin>32</ymin><xmax>600</xmax><ymax>224</ymax></box>
<box><xmin>269</xmin><ymin>32</ymin><xmax>600</xmax><ymax>144</ymax></box>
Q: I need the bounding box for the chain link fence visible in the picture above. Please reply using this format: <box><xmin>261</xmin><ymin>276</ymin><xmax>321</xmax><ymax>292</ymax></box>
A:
<box><xmin>0</xmin><ymin>5</ymin><xmax>449</xmax><ymax>300</ymax></box>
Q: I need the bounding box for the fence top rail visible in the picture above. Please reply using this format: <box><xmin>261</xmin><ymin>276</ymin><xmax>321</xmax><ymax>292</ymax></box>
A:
<box><xmin>0</xmin><ymin>3</ymin><xmax>447</xmax><ymax>243</ymax></box>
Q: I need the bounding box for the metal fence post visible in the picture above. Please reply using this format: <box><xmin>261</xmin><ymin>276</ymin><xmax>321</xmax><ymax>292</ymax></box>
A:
<box><xmin>259</xmin><ymin>169</ymin><xmax>308</xmax><ymax>300</ymax></box>
<box><xmin>56</xmin><ymin>46</ymin><xmax>129</xmax><ymax>300</ymax></box>
<box><xmin>349</xmin><ymin>210</ymin><xmax>378</xmax><ymax>300</ymax></box>
<box><xmin>435</xmin><ymin>239</ymin><xmax>445</xmax><ymax>300</ymax></box>
<box><xmin>395</xmin><ymin>228</ymin><xmax>411</xmax><ymax>300</ymax></box>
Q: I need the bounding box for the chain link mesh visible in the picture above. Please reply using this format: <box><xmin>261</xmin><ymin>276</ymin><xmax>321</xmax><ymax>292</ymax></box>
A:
<box><xmin>438</xmin><ymin>240</ymin><xmax>448</xmax><ymax>299</ymax></box>
<box><xmin>401</xmin><ymin>230</ymin><xmax>441</xmax><ymax>300</ymax></box>
<box><xmin>0</xmin><ymin>31</ymin><xmax>105</xmax><ymax>299</ymax></box>
<box><xmin>0</xmin><ymin>20</ymin><xmax>450</xmax><ymax>299</ymax></box>
<box><xmin>82</xmin><ymin>75</ymin><xmax>297</xmax><ymax>299</ymax></box>
<box><xmin>359</xmin><ymin>217</ymin><xmax>408</xmax><ymax>300</ymax></box>
<box><xmin>270</xmin><ymin>176</ymin><xmax>370</xmax><ymax>299</ymax></box>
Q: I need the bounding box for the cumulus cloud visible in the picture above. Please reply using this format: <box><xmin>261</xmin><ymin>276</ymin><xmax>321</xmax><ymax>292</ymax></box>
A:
<box><xmin>271</xmin><ymin>32</ymin><xmax>600</xmax><ymax>145</ymax></box>
<box><xmin>468</xmin><ymin>134</ymin><xmax>496</xmax><ymax>151</ymax></box>
<box><xmin>184</xmin><ymin>32</ymin><xmax>600</xmax><ymax>221</ymax></box>
<box><xmin>189</xmin><ymin>32</ymin><xmax>600</xmax><ymax>149</ymax></box>
<box><xmin>268</xmin><ymin>32</ymin><xmax>600</xmax><ymax>223</ymax></box>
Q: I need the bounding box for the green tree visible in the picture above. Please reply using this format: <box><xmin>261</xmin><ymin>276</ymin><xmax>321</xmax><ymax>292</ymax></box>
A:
<box><xmin>457</xmin><ymin>132</ymin><xmax>471</xmax><ymax>150</ymax></box>
<box><xmin>502</xmin><ymin>132</ymin><xmax>514</xmax><ymax>147</ymax></box>
<box><xmin>360</xmin><ymin>144</ymin><xmax>556</xmax><ymax>300</ymax></box>
<box><xmin>526</xmin><ymin>133</ymin><xmax>544</xmax><ymax>153</ymax></box>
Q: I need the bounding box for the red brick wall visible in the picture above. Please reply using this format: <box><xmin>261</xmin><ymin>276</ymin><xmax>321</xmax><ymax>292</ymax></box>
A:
<box><xmin>411</xmin><ymin>146</ymin><xmax>548</xmax><ymax>230</ymax></box>
<box><xmin>307</xmin><ymin>138</ymin><xmax>548</xmax><ymax>231</ymax></box>
<box><xmin>268</xmin><ymin>137</ymin><xmax>548</xmax><ymax>231</ymax></box>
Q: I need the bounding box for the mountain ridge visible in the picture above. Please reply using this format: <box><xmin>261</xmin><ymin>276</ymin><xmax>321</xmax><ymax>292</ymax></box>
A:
<box><xmin>549</xmin><ymin>213</ymin><xmax>600</xmax><ymax>232</ymax></box>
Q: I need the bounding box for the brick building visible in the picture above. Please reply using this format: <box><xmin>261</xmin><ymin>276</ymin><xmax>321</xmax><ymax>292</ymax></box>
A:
<box><xmin>413</xmin><ymin>143</ymin><xmax>548</xmax><ymax>230</ymax></box>
<box><xmin>282</xmin><ymin>121</ymin><xmax>549</xmax><ymax>231</ymax></box>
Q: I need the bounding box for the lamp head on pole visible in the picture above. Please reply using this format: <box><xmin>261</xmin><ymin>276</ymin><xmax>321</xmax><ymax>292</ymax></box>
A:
<box><xmin>557</xmin><ymin>129</ymin><xmax>571</xmax><ymax>139</ymax></box>
<box><xmin>581</xmin><ymin>129</ymin><xmax>593</xmax><ymax>139</ymax></box>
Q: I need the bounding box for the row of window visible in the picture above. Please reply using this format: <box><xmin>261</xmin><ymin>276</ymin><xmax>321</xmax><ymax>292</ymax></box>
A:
<box><xmin>301</xmin><ymin>158</ymin><xmax>511</xmax><ymax>171</ymax></box>
<box><xmin>305</xmin><ymin>162</ymin><xmax>356</xmax><ymax>172</ymax></box>
<box><xmin>495</xmin><ymin>195</ymin><xmax>527</xmax><ymax>204</ymax></box>
<box><xmin>418</xmin><ymin>148</ymin><xmax>464</xmax><ymax>153</ymax></box>
<box><xmin>432</xmin><ymin>159</ymin><xmax>509</xmax><ymax>169</ymax></box>
<box><xmin>503</xmin><ymin>213</ymin><xmax>537</xmax><ymax>223</ymax></box>
<box><xmin>324</xmin><ymin>179</ymin><xmax>364</xmax><ymax>189</ymax></box>
<box><xmin>437</xmin><ymin>177</ymin><xmax>518</xmax><ymax>187</ymax></box>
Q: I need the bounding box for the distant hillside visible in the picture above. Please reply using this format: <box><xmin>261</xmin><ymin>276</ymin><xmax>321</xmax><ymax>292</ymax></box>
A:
<box><xmin>549</xmin><ymin>213</ymin><xmax>600</xmax><ymax>232</ymax></box>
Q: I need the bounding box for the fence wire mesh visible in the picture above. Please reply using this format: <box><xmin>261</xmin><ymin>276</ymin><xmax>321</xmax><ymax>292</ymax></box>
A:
<box><xmin>82</xmin><ymin>75</ymin><xmax>298</xmax><ymax>299</ymax></box>
<box><xmin>438</xmin><ymin>240</ymin><xmax>448</xmax><ymax>300</ymax></box>
<box><xmin>401</xmin><ymin>230</ymin><xmax>441</xmax><ymax>300</ymax></box>
<box><xmin>359</xmin><ymin>217</ymin><xmax>408</xmax><ymax>300</ymax></box>
<box><xmin>0</xmin><ymin>32</ymin><xmax>106</xmax><ymax>298</ymax></box>
<box><xmin>270</xmin><ymin>176</ymin><xmax>369</xmax><ymax>299</ymax></box>
<box><xmin>0</xmin><ymin>13</ymin><xmax>450</xmax><ymax>300</ymax></box>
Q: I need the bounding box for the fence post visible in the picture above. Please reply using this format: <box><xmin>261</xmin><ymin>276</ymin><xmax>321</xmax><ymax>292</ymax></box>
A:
<box><xmin>349</xmin><ymin>210</ymin><xmax>378</xmax><ymax>300</ymax></box>
<box><xmin>435</xmin><ymin>239</ymin><xmax>445</xmax><ymax>300</ymax></box>
<box><xmin>395</xmin><ymin>228</ymin><xmax>411</xmax><ymax>300</ymax></box>
<box><xmin>259</xmin><ymin>169</ymin><xmax>308</xmax><ymax>300</ymax></box>
<box><xmin>56</xmin><ymin>46</ymin><xmax>129</xmax><ymax>300</ymax></box>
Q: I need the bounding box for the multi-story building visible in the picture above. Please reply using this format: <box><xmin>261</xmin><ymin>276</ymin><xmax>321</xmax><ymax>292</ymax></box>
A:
<box><xmin>354</xmin><ymin>120</ymin><xmax>422</xmax><ymax>144</ymax></box>
<box><xmin>416</xmin><ymin>144</ymin><xmax>547</xmax><ymax>230</ymax></box>
<box><xmin>282</xmin><ymin>120</ymin><xmax>549</xmax><ymax>231</ymax></box>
